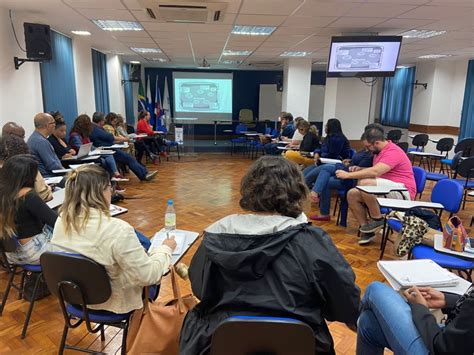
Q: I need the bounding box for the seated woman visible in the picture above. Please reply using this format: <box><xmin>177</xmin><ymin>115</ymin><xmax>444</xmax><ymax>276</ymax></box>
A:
<box><xmin>0</xmin><ymin>135</ymin><xmax>53</xmax><ymax>202</ymax></box>
<box><xmin>136</xmin><ymin>111</ymin><xmax>167</xmax><ymax>158</ymax></box>
<box><xmin>0</xmin><ymin>155</ymin><xmax>57</xmax><ymax>265</ymax></box>
<box><xmin>51</xmin><ymin>164</ymin><xmax>177</xmax><ymax>314</ymax></box>
<box><xmin>305</xmin><ymin>149</ymin><xmax>373</xmax><ymax>221</ymax></box>
<box><xmin>357</xmin><ymin>281</ymin><xmax>474</xmax><ymax>355</ymax></box>
<box><xmin>179</xmin><ymin>156</ymin><xmax>360</xmax><ymax>354</ymax></box>
<box><xmin>47</xmin><ymin>112</ymin><xmax>76</xmax><ymax>160</ymax></box>
<box><xmin>284</xmin><ymin>119</ymin><xmax>320</xmax><ymax>166</ymax></box>
<box><xmin>69</xmin><ymin>114</ymin><xmax>126</xmax><ymax>183</ymax></box>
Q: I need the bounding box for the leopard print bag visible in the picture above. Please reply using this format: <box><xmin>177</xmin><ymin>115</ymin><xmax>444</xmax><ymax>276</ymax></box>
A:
<box><xmin>394</xmin><ymin>214</ymin><xmax>429</xmax><ymax>257</ymax></box>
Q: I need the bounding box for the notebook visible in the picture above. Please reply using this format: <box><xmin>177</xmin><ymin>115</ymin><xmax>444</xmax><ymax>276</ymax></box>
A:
<box><xmin>151</xmin><ymin>230</ymin><xmax>187</xmax><ymax>255</ymax></box>
<box><xmin>378</xmin><ymin>259</ymin><xmax>460</xmax><ymax>288</ymax></box>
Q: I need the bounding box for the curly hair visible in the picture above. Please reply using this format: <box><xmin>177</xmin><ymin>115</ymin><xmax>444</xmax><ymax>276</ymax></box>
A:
<box><xmin>240</xmin><ymin>156</ymin><xmax>309</xmax><ymax>218</ymax></box>
<box><xmin>0</xmin><ymin>135</ymin><xmax>30</xmax><ymax>161</ymax></box>
<box><xmin>71</xmin><ymin>114</ymin><xmax>93</xmax><ymax>137</ymax></box>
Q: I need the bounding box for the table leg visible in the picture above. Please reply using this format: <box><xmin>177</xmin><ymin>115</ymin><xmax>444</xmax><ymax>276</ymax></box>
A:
<box><xmin>214</xmin><ymin>121</ymin><xmax>217</xmax><ymax>145</ymax></box>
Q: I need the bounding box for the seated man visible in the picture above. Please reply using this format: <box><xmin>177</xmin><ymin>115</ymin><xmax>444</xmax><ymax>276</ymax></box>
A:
<box><xmin>27</xmin><ymin>113</ymin><xmax>65</xmax><ymax>177</ymax></box>
<box><xmin>336</xmin><ymin>124</ymin><xmax>416</xmax><ymax>245</ymax></box>
<box><xmin>2</xmin><ymin>122</ymin><xmax>26</xmax><ymax>139</ymax></box>
<box><xmin>264</xmin><ymin>112</ymin><xmax>295</xmax><ymax>155</ymax></box>
<box><xmin>90</xmin><ymin>112</ymin><xmax>157</xmax><ymax>181</ymax></box>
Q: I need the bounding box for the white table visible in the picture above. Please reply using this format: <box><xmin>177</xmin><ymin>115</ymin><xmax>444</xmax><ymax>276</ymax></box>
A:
<box><xmin>376</xmin><ymin>198</ymin><xmax>443</xmax><ymax>211</ymax></box>
<box><xmin>434</xmin><ymin>234</ymin><xmax>474</xmax><ymax>260</ymax></box>
<box><xmin>408</xmin><ymin>151</ymin><xmax>446</xmax><ymax>171</ymax></box>
<box><xmin>244</xmin><ymin>133</ymin><xmax>261</xmax><ymax>137</ymax></box>
<box><xmin>105</xmin><ymin>143</ymin><xmax>129</xmax><ymax>149</ymax></box>
<box><xmin>277</xmin><ymin>146</ymin><xmax>299</xmax><ymax>151</ymax></box>
<box><xmin>357</xmin><ymin>186</ymin><xmax>408</xmax><ymax>197</ymax></box>
<box><xmin>47</xmin><ymin>188</ymin><xmax>127</xmax><ymax>217</ymax></box>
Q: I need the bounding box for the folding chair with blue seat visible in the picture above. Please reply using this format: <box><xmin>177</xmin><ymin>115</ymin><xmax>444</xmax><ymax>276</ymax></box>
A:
<box><xmin>387</xmin><ymin>129</ymin><xmax>402</xmax><ymax>143</ymax></box>
<box><xmin>408</xmin><ymin>134</ymin><xmax>429</xmax><ymax>169</ymax></box>
<box><xmin>40</xmin><ymin>252</ymin><xmax>131</xmax><ymax>355</ymax></box>
<box><xmin>452</xmin><ymin>156</ymin><xmax>474</xmax><ymax>210</ymax></box>
<box><xmin>412</xmin><ymin>166</ymin><xmax>427</xmax><ymax>199</ymax></box>
<box><xmin>429</xmin><ymin>137</ymin><xmax>454</xmax><ymax>172</ymax></box>
<box><xmin>210</xmin><ymin>316</ymin><xmax>315</xmax><ymax>355</ymax></box>
<box><xmin>230</xmin><ymin>123</ymin><xmax>248</xmax><ymax>155</ymax></box>
<box><xmin>271</xmin><ymin>128</ymin><xmax>279</xmax><ymax>138</ymax></box>
<box><xmin>158</xmin><ymin>127</ymin><xmax>180</xmax><ymax>161</ymax></box>
<box><xmin>381</xmin><ymin>180</ymin><xmax>466</xmax><ymax>266</ymax></box>
<box><xmin>396</xmin><ymin>142</ymin><xmax>409</xmax><ymax>153</ymax></box>
<box><xmin>427</xmin><ymin>151</ymin><xmax>463</xmax><ymax>183</ymax></box>
<box><xmin>0</xmin><ymin>237</ymin><xmax>44</xmax><ymax>339</ymax></box>
<box><xmin>440</xmin><ymin>138</ymin><xmax>474</xmax><ymax>177</ymax></box>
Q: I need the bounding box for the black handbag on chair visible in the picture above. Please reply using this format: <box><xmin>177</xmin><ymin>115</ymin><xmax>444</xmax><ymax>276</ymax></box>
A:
<box><xmin>22</xmin><ymin>271</ymin><xmax>50</xmax><ymax>301</ymax></box>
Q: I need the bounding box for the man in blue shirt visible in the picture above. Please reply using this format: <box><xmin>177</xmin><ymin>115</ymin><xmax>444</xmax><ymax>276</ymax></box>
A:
<box><xmin>27</xmin><ymin>113</ymin><xmax>64</xmax><ymax>177</ymax></box>
<box><xmin>264</xmin><ymin>112</ymin><xmax>295</xmax><ymax>155</ymax></box>
<box><xmin>90</xmin><ymin>112</ymin><xmax>157</xmax><ymax>181</ymax></box>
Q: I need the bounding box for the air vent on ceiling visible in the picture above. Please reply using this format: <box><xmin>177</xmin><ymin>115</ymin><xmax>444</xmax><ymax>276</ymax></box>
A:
<box><xmin>139</xmin><ymin>1</ymin><xmax>227</xmax><ymax>23</ymax></box>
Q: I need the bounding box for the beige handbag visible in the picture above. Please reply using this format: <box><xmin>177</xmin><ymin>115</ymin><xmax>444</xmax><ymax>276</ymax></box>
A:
<box><xmin>126</xmin><ymin>267</ymin><xmax>197</xmax><ymax>354</ymax></box>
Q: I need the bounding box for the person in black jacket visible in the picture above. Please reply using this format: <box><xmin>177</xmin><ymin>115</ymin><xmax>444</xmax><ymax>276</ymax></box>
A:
<box><xmin>47</xmin><ymin>112</ymin><xmax>76</xmax><ymax>160</ymax></box>
<box><xmin>357</xmin><ymin>281</ymin><xmax>474</xmax><ymax>355</ymax></box>
<box><xmin>179</xmin><ymin>156</ymin><xmax>361</xmax><ymax>355</ymax></box>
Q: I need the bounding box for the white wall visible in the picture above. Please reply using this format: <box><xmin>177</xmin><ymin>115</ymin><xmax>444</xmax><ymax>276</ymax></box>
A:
<box><xmin>0</xmin><ymin>7</ymin><xmax>43</xmax><ymax>137</ymax></box>
<box><xmin>410</xmin><ymin>61</ymin><xmax>436</xmax><ymax>126</ymax></box>
<box><xmin>281</xmin><ymin>58</ymin><xmax>312</xmax><ymax>119</ymax></box>
<box><xmin>72</xmin><ymin>37</ymin><xmax>95</xmax><ymax>115</ymax></box>
<box><xmin>106</xmin><ymin>54</ymin><xmax>125</xmax><ymax>115</ymax></box>
<box><xmin>323</xmin><ymin>77</ymin><xmax>372</xmax><ymax>140</ymax></box>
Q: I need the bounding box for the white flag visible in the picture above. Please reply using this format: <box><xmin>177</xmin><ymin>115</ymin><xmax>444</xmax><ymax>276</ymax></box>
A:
<box><xmin>163</xmin><ymin>76</ymin><xmax>171</xmax><ymax>130</ymax></box>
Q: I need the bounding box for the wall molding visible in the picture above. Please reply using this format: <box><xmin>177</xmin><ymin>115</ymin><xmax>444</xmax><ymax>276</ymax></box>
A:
<box><xmin>409</xmin><ymin>123</ymin><xmax>459</xmax><ymax>135</ymax></box>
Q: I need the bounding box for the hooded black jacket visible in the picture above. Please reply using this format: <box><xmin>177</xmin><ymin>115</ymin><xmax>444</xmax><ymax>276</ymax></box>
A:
<box><xmin>179</xmin><ymin>221</ymin><xmax>361</xmax><ymax>354</ymax></box>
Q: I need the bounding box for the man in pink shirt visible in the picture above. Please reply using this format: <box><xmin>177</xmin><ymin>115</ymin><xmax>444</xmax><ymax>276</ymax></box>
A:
<box><xmin>336</xmin><ymin>124</ymin><xmax>416</xmax><ymax>245</ymax></box>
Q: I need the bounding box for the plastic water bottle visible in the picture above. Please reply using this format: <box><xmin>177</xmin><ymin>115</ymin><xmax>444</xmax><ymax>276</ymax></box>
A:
<box><xmin>165</xmin><ymin>199</ymin><xmax>176</xmax><ymax>230</ymax></box>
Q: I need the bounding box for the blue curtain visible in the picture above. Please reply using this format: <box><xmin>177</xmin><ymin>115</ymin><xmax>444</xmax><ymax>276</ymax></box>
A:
<box><xmin>459</xmin><ymin>60</ymin><xmax>474</xmax><ymax>139</ymax></box>
<box><xmin>40</xmin><ymin>30</ymin><xmax>78</xmax><ymax>127</ymax></box>
<box><xmin>380</xmin><ymin>67</ymin><xmax>416</xmax><ymax>128</ymax></box>
<box><xmin>91</xmin><ymin>49</ymin><xmax>110</xmax><ymax>113</ymax></box>
<box><xmin>122</xmin><ymin>63</ymin><xmax>134</xmax><ymax>125</ymax></box>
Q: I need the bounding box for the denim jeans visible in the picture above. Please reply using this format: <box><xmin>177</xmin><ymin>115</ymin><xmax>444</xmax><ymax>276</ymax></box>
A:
<box><xmin>357</xmin><ymin>282</ymin><xmax>430</xmax><ymax>355</ymax></box>
<box><xmin>114</xmin><ymin>150</ymin><xmax>148</xmax><ymax>180</ymax></box>
<box><xmin>100</xmin><ymin>155</ymin><xmax>118</xmax><ymax>176</ymax></box>
<box><xmin>303</xmin><ymin>164</ymin><xmax>347</xmax><ymax>215</ymax></box>
<box><xmin>135</xmin><ymin>230</ymin><xmax>151</xmax><ymax>250</ymax></box>
<box><xmin>6</xmin><ymin>225</ymin><xmax>54</xmax><ymax>265</ymax></box>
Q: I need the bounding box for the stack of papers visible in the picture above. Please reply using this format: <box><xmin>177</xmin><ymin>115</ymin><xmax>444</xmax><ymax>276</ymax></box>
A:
<box><xmin>109</xmin><ymin>204</ymin><xmax>128</xmax><ymax>217</ymax></box>
<box><xmin>319</xmin><ymin>158</ymin><xmax>343</xmax><ymax>165</ymax></box>
<box><xmin>44</xmin><ymin>176</ymin><xmax>63</xmax><ymax>185</ymax></box>
<box><xmin>378</xmin><ymin>259</ymin><xmax>471</xmax><ymax>295</ymax></box>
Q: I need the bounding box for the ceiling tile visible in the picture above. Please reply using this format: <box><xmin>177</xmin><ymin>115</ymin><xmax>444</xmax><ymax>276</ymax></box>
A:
<box><xmin>77</xmin><ymin>9</ymin><xmax>135</xmax><ymax>21</ymax></box>
<box><xmin>398</xmin><ymin>5</ymin><xmax>472</xmax><ymax>19</ymax></box>
<box><xmin>293</xmin><ymin>2</ymin><xmax>359</xmax><ymax>17</ymax></box>
<box><xmin>187</xmin><ymin>24</ymin><xmax>233</xmax><ymax>33</ymax></box>
<box><xmin>130</xmin><ymin>9</ymin><xmax>153</xmax><ymax>22</ymax></box>
<box><xmin>273</xmin><ymin>27</ymin><xmax>316</xmax><ymax>36</ymax></box>
<box><xmin>328</xmin><ymin>17</ymin><xmax>388</xmax><ymax>28</ymax></box>
<box><xmin>282</xmin><ymin>16</ymin><xmax>338</xmax><ymax>28</ymax></box>
<box><xmin>372</xmin><ymin>18</ymin><xmax>438</xmax><ymax>29</ymax></box>
<box><xmin>240</xmin><ymin>0</ymin><xmax>304</xmax><ymax>16</ymax></box>
<box><xmin>142</xmin><ymin>22</ymin><xmax>189</xmax><ymax>32</ymax></box>
<box><xmin>64</xmin><ymin>0</ymin><xmax>125</xmax><ymax>9</ymax></box>
<box><xmin>119</xmin><ymin>37</ymin><xmax>156</xmax><ymax>45</ymax></box>
<box><xmin>122</xmin><ymin>0</ymin><xmax>142</xmax><ymax>10</ymax></box>
<box><xmin>426</xmin><ymin>0</ymin><xmax>474</xmax><ymax>6</ymax></box>
<box><xmin>235</xmin><ymin>14</ymin><xmax>287</xmax><ymax>26</ymax></box>
<box><xmin>344</xmin><ymin>3</ymin><xmax>418</xmax><ymax>18</ymax></box>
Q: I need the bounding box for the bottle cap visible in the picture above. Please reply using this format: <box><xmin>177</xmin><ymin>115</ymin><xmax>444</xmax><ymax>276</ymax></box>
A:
<box><xmin>167</xmin><ymin>199</ymin><xmax>173</xmax><ymax>205</ymax></box>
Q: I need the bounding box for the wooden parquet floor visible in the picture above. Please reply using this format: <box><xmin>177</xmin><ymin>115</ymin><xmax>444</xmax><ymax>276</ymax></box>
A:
<box><xmin>0</xmin><ymin>154</ymin><xmax>472</xmax><ymax>354</ymax></box>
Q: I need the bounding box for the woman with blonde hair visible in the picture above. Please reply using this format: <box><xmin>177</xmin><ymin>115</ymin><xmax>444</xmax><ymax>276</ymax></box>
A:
<box><xmin>284</xmin><ymin>118</ymin><xmax>320</xmax><ymax>166</ymax></box>
<box><xmin>51</xmin><ymin>165</ymin><xmax>176</xmax><ymax>313</ymax></box>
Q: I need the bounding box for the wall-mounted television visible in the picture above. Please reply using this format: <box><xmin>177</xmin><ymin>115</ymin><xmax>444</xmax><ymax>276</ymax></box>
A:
<box><xmin>327</xmin><ymin>36</ymin><xmax>402</xmax><ymax>78</ymax></box>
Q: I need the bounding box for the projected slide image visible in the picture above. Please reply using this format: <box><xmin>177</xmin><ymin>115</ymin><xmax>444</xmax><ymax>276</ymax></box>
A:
<box><xmin>335</xmin><ymin>45</ymin><xmax>383</xmax><ymax>70</ymax></box>
<box><xmin>174</xmin><ymin>78</ymin><xmax>232</xmax><ymax>114</ymax></box>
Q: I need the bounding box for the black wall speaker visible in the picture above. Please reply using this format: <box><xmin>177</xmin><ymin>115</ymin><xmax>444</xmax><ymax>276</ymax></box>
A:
<box><xmin>129</xmin><ymin>63</ymin><xmax>141</xmax><ymax>81</ymax></box>
<box><xmin>23</xmin><ymin>23</ymin><xmax>52</xmax><ymax>60</ymax></box>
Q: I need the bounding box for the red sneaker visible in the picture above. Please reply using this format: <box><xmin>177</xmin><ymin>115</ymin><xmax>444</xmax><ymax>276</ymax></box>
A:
<box><xmin>310</xmin><ymin>214</ymin><xmax>330</xmax><ymax>221</ymax></box>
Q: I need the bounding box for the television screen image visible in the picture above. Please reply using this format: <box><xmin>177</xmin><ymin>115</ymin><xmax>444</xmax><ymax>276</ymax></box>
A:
<box><xmin>327</xmin><ymin>36</ymin><xmax>402</xmax><ymax>78</ymax></box>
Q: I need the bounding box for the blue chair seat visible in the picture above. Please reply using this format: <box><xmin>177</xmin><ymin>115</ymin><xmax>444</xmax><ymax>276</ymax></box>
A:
<box><xmin>412</xmin><ymin>245</ymin><xmax>474</xmax><ymax>270</ymax></box>
<box><xmin>426</xmin><ymin>172</ymin><xmax>448</xmax><ymax>181</ymax></box>
<box><xmin>22</xmin><ymin>264</ymin><xmax>42</xmax><ymax>272</ymax></box>
<box><xmin>454</xmin><ymin>179</ymin><xmax>474</xmax><ymax>188</ymax></box>
<box><xmin>441</xmin><ymin>158</ymin><xmax>453</xmax><ymax>165</ymax></box>
<box><xmin>380</xmin><ymin>207</ymin><xmax>391</xmax><ymax>214</ymax></box>
<box><xmin>166</xmin><ymin>141</ymin><xmax>178</xmax><ymax>146</ymax></box>
<box><xmin>66</xmin><ymin>304</ymin><xmax>130</xmax><ymax>323</ymax></box>
<box><xmin>387</xmin><ymin>218</ymin><xmax>402</xmax><ymax>233</ymax></box>
<box><xmin>231</xmin><ymin>138</ymin><xmax>246</xmax><ymax>143</ymax></box>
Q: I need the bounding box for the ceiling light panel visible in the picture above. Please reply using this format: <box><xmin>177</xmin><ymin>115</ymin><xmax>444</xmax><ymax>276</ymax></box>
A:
<box><xmin>71</xmin><ymin>30</ymin><xmax>91</xmax><ymax>36</ymax></box>
<box><xmin>418</xmin><ymin>54</ymin><xmax>453</xmax><ymax>59</ymax></box>
<box><xmin>222</xmin><ymin>50</ymin><xmax>252</xmax><ymax>56</ymax></box>
<box><xmin>92</xmin><ymin>20</ymin><xmax>143</xmax><ymax>31</ymax></box>
<box><xmin>280</xmin><ymin>51</ymin><xmax>311</xmax><ymax>57</ymax></box>
<box><xmin>400</xmin><ymin>29</ymin><xmax>447</xmax><ymax>38</ymax></box>
<box><xmin>232</xmin><ymin>25</ymin><xmax>277</xmax><ymax>36</ymax></box>
<box><xmin>131</xmin><ymin>47</ymin><xmax>162</xmax><ymax>53</ymax></box>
